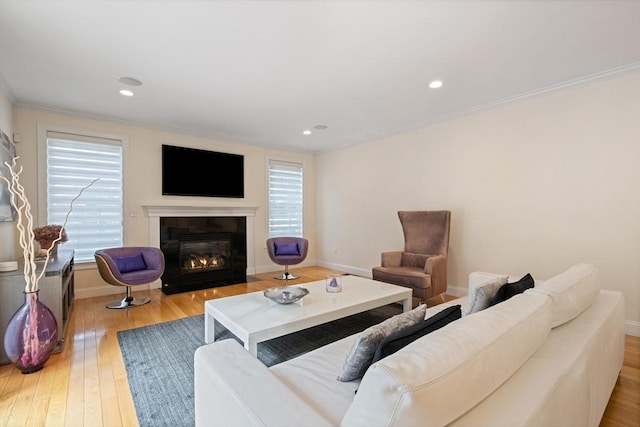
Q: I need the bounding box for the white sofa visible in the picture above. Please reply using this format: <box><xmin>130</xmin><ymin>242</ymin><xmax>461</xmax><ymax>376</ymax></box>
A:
<box><xmin>194</xmin><ymin>264</ymin><xmax>625</xmax><ymax>427</ymax></box>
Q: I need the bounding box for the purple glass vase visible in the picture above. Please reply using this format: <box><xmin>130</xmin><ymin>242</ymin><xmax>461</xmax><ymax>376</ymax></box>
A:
<box><xmin>3</xmin><ymin>290</ymin><xmax>58</xmax><ymax>374</ymax></box>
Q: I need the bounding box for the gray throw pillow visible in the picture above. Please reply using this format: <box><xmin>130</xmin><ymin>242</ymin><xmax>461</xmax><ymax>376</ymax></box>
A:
<box><xmin>337</xmin><ymin>304</ymin><xmax>427</xmax><ymax>382</ymax></box>
<box><xmin>464</xmin><ymin>276</ymin><xmax>508</xmax><ymax>315</ymax></box>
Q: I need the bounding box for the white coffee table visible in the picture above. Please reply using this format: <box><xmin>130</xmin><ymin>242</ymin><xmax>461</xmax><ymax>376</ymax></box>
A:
<box><xmin>204</xmin><ymin>275</ymin><xmax>412</xmax><ymax>356</ymax></box>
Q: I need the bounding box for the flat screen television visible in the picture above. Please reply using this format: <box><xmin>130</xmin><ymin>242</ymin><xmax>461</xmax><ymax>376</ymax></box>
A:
<box><xmin>162</xmin><ymin>144</ymin><xmax>244</xmax><ymax>198</ymax></box>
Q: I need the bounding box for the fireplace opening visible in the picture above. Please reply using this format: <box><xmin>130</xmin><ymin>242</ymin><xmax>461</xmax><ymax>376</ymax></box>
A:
<box><xmin>160</xmin><ymin>217</ymin><xmax>247</xmax><ymax>294</ymax></box>
<box><xmin>180</xmin><ymin>238</ymin><xmax>230</xmax><ymax>273</ymax></box>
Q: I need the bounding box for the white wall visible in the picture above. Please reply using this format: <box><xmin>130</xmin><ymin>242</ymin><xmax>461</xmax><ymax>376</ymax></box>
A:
<box><xmin>316</xmin><ymin>71</ymin><xmax>640</xmax><ymax>332</ymax></box>
<box><xmin>12</xmin><ymin>107</ymin><xmax>316</xmax><ymax>297</ymax></box>
<box><xmin>0</xmin><ymin>87</ymin><xmax>15</xmax><ymax>262</ymax></box>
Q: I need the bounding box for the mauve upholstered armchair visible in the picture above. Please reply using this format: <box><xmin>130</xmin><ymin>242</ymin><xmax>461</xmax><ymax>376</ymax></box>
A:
<box><xmin>372</xmin><ymin>211</ymin><xmax>451</xmax><ymax>303</ymax></box>
<box><xmin>266</xmin><ymin>237</ymin><xmax>309</xmax><ymax>280</ymax></box>
<box><xmin>95</xmin><ymin>247</ymin><xmax>165</xmax><ymax>309</ymax></box>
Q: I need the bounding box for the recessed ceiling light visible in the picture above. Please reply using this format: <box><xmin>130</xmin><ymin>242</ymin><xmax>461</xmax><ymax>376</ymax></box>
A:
<box><xmin>118</xmin><ymin>76</ymin><xmax>143</xmax><ymax>86</ymax></box>
<box><xmin>119</xmin><ymin>89</ymin><xmax>134</xmax><ymax>96</ymax></box>
<box><xmin>429</xmin><ymin>80</ymin><xmax>443</xmax><ymax>89</ymax></box>
<box><xmin>314</xmin><ymin>125</ymin><xmax>328</xmax><ymax>130</ymax></box>
<box><xmin>303</xmin><ymin>130</ymin><xmax>312</xmax><ymax>135</ymax></box>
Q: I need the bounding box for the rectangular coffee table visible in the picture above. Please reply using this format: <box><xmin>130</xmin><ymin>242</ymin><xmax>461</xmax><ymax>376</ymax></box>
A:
<box><xmin>204</xmin><ymin>275</ymin><xmax>412</xmax><ymax>356</ymax></box>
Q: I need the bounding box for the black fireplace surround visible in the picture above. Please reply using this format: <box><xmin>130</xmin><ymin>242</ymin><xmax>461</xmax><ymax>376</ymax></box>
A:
<box><xmin>160</xmin><ymin>217</ymin><xmax>247</xmax><ymax>294</ymax></box>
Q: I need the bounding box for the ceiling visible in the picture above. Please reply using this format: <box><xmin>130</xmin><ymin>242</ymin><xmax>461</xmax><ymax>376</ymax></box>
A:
<box><xmin>0</xmin><ymin>1</ymin><xmax>638</xmax><ymax>153</ymax></box>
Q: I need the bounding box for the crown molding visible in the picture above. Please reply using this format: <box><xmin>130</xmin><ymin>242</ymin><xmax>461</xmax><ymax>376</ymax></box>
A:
<box><xmin>323</xmin><ymin>62</ymin><xmax>640</xmax><ymax>153</ymax></box>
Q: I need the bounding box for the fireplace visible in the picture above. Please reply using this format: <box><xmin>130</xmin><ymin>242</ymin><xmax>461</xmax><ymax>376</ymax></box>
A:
<box><xmin>181</xmin><ymin>237</ymin><xmax>230</xmax><ymax>272</ymax></box>
<box><xmin>160</xmin><ymin>217</ymin><xmax>247</xmax><ymax>294</ymax></box>
<box><xmin>143</xmin><ymin>204</ymin><xmax>258</xmax><ymax>293</ymax></box>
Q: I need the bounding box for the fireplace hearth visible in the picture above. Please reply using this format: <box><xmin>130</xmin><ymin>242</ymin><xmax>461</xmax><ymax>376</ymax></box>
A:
<box><xmin>160</xmin><ymin>217</ymin><xmax>247</xmax><ymax>294</ymax></box>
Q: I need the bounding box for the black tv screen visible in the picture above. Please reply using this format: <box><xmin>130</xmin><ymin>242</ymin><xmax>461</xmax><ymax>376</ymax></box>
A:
<box><xmin>162</xmin><ymin>145</ymin><xmax>244</xmax><ymax>198</ymax></box>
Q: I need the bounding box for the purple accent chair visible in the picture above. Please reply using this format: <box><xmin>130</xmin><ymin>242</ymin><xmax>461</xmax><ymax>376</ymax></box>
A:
<box><xmin>266</xmin><ymin>237</ymin><xmax>309</xmax><ymax>280</ymax></box>
<box><xmin>95</xmin><ymin>247</ymin><xmax>165</xmax><ymax>309</ymax></box>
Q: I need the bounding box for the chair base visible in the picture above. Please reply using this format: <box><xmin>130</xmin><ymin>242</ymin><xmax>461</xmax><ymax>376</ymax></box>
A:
<box><xmin>106</xmin><ymin>295</ymin><xmax>151</xmax><ymax>309</ymax></box>
<box><xmin>274</xmin><ymin>271</ymin><xmax>299</xmax><ymax>280</ymax></box>
<box><xmin>106</xmin><ymin>286</ymin><xmax>151</xmax><ymax>309</ymax></box>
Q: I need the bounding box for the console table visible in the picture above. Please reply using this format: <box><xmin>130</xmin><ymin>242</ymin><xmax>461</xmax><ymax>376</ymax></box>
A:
<box><xmin>0</xmin><ymin>250</ymin><xmax>74</xmax><ymax>365</ymax></box>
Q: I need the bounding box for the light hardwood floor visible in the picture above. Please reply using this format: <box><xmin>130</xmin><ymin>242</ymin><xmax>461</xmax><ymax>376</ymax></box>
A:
<box><xmin>0</xmin><ymin>266</ymin><xmax>638</xmax><ymax>426</ymax></box>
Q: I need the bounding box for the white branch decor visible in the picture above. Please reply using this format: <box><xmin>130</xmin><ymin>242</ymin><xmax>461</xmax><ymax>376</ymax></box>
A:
<box><xmin>0</xmin><ymin>156</ymin><xmax>98</xmax><ymax>292</ymax></box>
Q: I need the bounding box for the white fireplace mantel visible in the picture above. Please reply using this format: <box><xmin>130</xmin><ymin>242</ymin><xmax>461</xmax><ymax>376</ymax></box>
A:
<box><xmin>143</xmin><ymin>204</ymin><xmax>259</xmax><ymax>219</ymax></box>
<box><xmin>143</xmin><ymin>204</ymin><xmax>259</xmax><ymax>275</ymax></box>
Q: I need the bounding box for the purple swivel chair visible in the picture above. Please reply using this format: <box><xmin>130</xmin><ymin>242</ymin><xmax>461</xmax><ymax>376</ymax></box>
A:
<box><xmin>95</xmin><ymin>247</ymin><xmax>165</xmax><ymax>309</ymax></box>
<box><xmin>266</xmin><ymin>237</ymin><xmax>309</xmax><ymax>280</ymax></box>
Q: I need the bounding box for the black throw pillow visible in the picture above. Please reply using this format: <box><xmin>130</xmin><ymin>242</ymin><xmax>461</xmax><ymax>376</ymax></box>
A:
<box><xmin>491</xmin><ymin>273</ymin><xmax>535</xmax><ymax>306</ymax></box>
<box><xmin>370</xmin><ymin>305</ymin><xmax>462</xmax><ymax>364</ymax></box>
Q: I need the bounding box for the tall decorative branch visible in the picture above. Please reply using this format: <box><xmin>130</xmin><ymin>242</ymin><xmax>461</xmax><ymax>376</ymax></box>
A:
<box><xmin>1</xmin><ymin>157</ymin><xmax>38</xmax><ymax>292</ymax></box>
<box><xmin>0</xmin><ymin>156</ymin><xmax>98</xmax><ymax>292</ymax></box>
<box><xmin>0</xmin><ymin>156</ymin><xmax>98</xmax><ymax>371</ymax></box>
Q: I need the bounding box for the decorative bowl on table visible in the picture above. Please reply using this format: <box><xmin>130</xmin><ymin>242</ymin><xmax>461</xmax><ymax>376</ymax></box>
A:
<box><xmin>263</xmin><ymin>286</ymin><xmax>309</xmax><ymax>304</ymax></box>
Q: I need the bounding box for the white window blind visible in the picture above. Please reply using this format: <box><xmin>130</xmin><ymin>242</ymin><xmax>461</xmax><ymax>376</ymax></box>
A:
<box><xmin>46</xmin><ymin>133</ymin><xmax>123</xmax><ymax>262</ymax></box>
<box><xmin>268</xmin><ymin>160</ymin><xmax>303</xmax><ymax>237</ymax></box>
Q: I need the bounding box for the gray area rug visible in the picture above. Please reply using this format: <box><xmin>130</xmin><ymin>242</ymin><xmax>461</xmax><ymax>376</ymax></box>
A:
<box><xmin>117</xmin><ymin>304</ymin><xmax>401</xmax><ymax>427</ymax></box>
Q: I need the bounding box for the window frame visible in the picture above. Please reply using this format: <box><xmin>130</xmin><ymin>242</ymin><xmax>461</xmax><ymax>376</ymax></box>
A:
<box><xmin>266</xmin><ymin>157</ymin><xmax>304</xmax><ymax>239</ymax></box>
<box><xmin>37</xmin><ymin>123</ymin><xmax>130</xmax><ymax>265</ymax></box>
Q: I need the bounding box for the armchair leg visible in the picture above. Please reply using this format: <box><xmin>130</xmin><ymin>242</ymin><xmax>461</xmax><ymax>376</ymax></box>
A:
<box><xmin>106</xmin><ymin>286</ymin><xmax>151</xmax><ymax>309</ymax></box>
<box><xmin>440</xmin><ymin>293</ymin><xmax>447</xmax><ymax>304</ymax></box>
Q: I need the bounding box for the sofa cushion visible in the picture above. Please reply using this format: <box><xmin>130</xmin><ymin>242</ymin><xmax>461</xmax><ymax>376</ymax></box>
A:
<box><xmin>113</xmin><ymin>253</ymin><xmax>147</xmax><ymax>273</ymax></box>
<box><xmin>465</xmin><ymin>276</ymin><xmax>508</xmax><ymax>315</ymax></box>
<box><xmin>270</xmin><ymin>335</ymin><xmax>359</xmax><ymax>426</ymax></box>
<box><xmin>371</xmin><ymin>305</ymin><xmax>462</xmax><ymax>364</ymax></box>
<box><xmin>492</xmin><ymin>273</ymin><xmax>535</xmax><ymax>306</ymax></box>
<box><xmin>371</xmin><ymin>266</ymin><xmax>430</xmax><ymax>290</ymax></box>
<box><xmin>337</xmin><ymin>304</ymin><xmax>427</xmax><ymax>382</ymax></box>
<box><xmin>528</xmin><ymin>263</ymin><xmax>600</xmax><ymax>327</ymax></box>
<box><xmin>195</xmin><ymin>339</ymin><xmax>334</xmax><ymax>427</ymax></box>
<box><xmin>341</xmin><ymin>291</ymin><xmax>553</xmax><ymax>427</ymax></box>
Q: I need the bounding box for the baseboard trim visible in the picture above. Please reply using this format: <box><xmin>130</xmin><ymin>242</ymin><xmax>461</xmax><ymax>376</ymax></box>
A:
<box><xmin>446</xmin><ymin>285</ymin><xmax>467</xmax><ymax>298</ymax></box>
<box><xmin>75</xmin><ymin>285</ymin><xmax>123</xmax><ymax>299</ymax></box>
<box><xmin>625</xmin><ymin>320</ymin><xmax>640</xmax><ymax>337</ymax></box>
<box><xmin>253</xmin><ymin>260</ymin><xmax>316</xmax><ymax>275</ymax></box>
<box><xmin>316</xmin><ymin>260</ymin><xmax>372</xmax><ymax>278</ymax></box>
<box><xmin>75</xmin><ymin>280</ymin><xmax>161</xmax><ymax>299</ymax></box>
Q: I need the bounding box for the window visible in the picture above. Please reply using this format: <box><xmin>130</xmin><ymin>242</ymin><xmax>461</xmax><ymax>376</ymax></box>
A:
<box><xmin>39</xmin><ymin>126</ymin><xmax>126</xmax><ymax>262</ymax></box>
<box><xmin>268</xmin><ymin>159</ymin><xmax>303</xmax><ymax>238</ymax></box>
